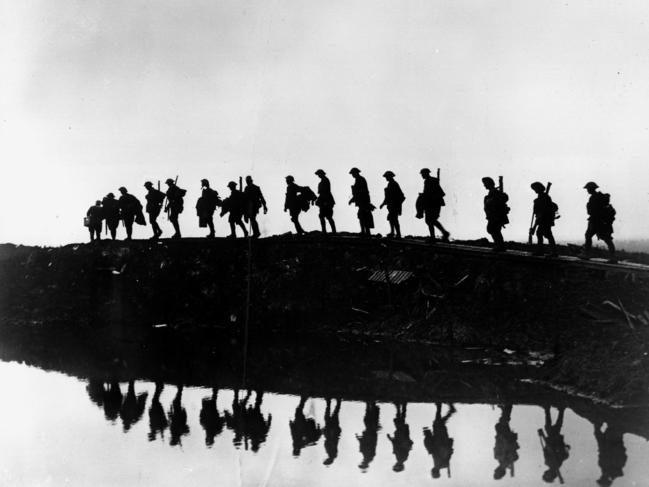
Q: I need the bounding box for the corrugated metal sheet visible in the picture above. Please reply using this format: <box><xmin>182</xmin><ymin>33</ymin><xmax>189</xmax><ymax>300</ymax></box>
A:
<box><xmin>368</xmin><ymin>269</ymin><xmax>413</xmax><ymax>284</ymax></box>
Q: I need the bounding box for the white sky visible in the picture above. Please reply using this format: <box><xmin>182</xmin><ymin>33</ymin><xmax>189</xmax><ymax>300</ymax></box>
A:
<box><xmin>1</xmin><ymin>0</ymin><xmax>649</xmax><ymax>245</ymax></box>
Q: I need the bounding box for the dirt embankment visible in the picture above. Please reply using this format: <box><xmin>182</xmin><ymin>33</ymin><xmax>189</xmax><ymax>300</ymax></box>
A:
<box><xmin>0</xmin><ymin>236</ymin><xmax>648</xmax><ymax>404</ymax></box>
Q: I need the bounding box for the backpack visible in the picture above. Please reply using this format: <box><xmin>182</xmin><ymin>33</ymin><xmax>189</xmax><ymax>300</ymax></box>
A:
<box><xmin>299</xmin><ymin>187</ymin><xmax>317</xmax><ymax>212</ymax></box>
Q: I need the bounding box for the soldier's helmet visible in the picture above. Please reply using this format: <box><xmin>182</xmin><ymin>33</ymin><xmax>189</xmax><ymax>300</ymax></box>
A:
<box><xmin>584</xmin><ymin>181</ymin><xmax>599</xmax><ymax>190</ymax></box>
<box><xmin>201</xmin><ymin>178</ymin><xmax>209</xmax><ymax>185</ymax></box>
<box><xmin>530</xmin><ymin>181</ymin><xmax>545</xmax><ymax>192</ymax></box>
<box><xmin>420</xmin><ymin>168</ymin><xmax>431</xmax><ymax>175</ymax></box>
<box><xmin>118</xmin><ymin>186</ymin><xmax>127</xmax><ymax>193</ymax></box>
<box><xmin>383</xmin><ymin>170</ymin><xmax>395</xmax><ymax>178</ymax></box>
<box><xmin>285</xmin><ymin>175</ymin><xmax>295</xmax><ymax>183</ymax></box>
<box><xmin>144</xmin><ymin>181</ymin><xmax>153</xmax><ymax>188</ymax></box>
<box><xmin>165</xmin><ymin>178</ymin><xmax>175</xmax><ymax>185</ymax></box>
<box><xmin>96</xmin><ymin>200</ymin><xmax>102</xmax><ymax>205</ymax></box>
<box><xmin>107</xmin><ymin>192</ymin><xmax>115</xmax><ymax>199</ymax></box>
<box><xmin>227</xmin><ymin>181</ymin><xmax>237</xmax><ymax>189</ymax></box>
<box><xmin>245</xmin><ymin>175</ymin><xmax>252</xmax><ymax>182</ymax></box>
<box><xmin>349</xmin><ymin>167</ymin><xmax>361</xmax><ymax>175</ymax></box>
<box><xmin>315</xmin><ymin>169</ymin><xmax>325</xmax><ymax>176</ymax></box>
<box><xmin>482</xmin><ymin>177</ymin><xmax>495</xmax><ymax>187</ymax></box>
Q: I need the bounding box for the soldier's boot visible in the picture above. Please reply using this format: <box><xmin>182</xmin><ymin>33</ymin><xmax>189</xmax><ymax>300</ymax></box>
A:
<box><xmin>394</xmin><ymin>222</ymin><xmax>401</xmax><ymax>239</ymax></box>
<box><xmin>387</xmin><ymin>223</ymin><xmax>394</xmax><ymax>238</ymax></box>
<box><xmin>606</xmin><ymin>240</ymin><xmax>617</xmax><ymax>263</ymax></box>
<box><xmin>294</xmin><ymin>220</ymin><xmax>305</xmax><ymax>235</ymax></box>
<box><xmin>251</xmin><ymin>220</ymin><xmax>261</xmax><ymax>238</ymax></box>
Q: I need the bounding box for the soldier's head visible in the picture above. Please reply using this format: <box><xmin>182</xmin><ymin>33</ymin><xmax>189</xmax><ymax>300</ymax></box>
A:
<box><xmin>392</xmin><ymin>463</ymin><xmax>404</xmax><ymax>473</ymax></box>
<box><xmin>482</xmin><ymin>177</ymin><xmax>495</xmax><ymax>190</ymax></box>
<box><xmin>530</xmin><ymin>181</ymin><xmax>545</xmax><ymax>194</ymax></box>
<box><xmin>118</xmin><ymin>186</ymin><xmax>127</xmax><ymax>195</ymax></box>
<box><xmin>201</xmin><ymin>178</ymin><xmax>210</xmax><ymax>188</ymax></box>
<box><xmin>349</xmin><ymin>167</ymin><xmax>361</xmax><ymax>177</ymax></box>
<box><xmin>144</xmin><ymin>181</ymin><xmax>153</xmax><ymax>189</ymax></box>
<box><xmin>95</xmin><ymin>200</ymin><xmax>102</xmax><ymax>206</ymax></box>
<box><xmin>543</xmin><ymin>469</ymin><xmax>559</xmax><ymax>483</ymax></box>
<box><xmin>383</xmin><ymin>170</ymin><xmax>395</xmax><ymax>180</ymax></box>
<box><xmin>245</xmin><ymin>175</ymin><xmax>253</xmax><ymax>184</ymax></box>
<box><xmin>315</xmin><ymin>169</ymin><xmax>326</xmax><ymax>178</ymax></box>
<box><xmin>165</xmin><ymin>178</ymin><xmax>175</xmax><ymax>186</ymax></box>
<box><xmin>493</xmin><ymin>466</ymin><xmax>506</xmax><ymax>480</ymax></box>
<box><xmin>584</xmin><ymin>181</ymin><xmax>599</xmax><ymax>194</ymax></box>
<box><xmin>227</xmin><ymin>181</ymin><xmax>237</xmax><ymax>190</ymax></box>
<box><xmin>431</xmin><ymin>467</ymin><xmax>441</xmax><ymax>479</ymax></box>
<box><xmin>420</xmin><ymin>168</ymin><xmax>432</xmax><ymax>179</ymax></box>
<box><xmin>285</xmin><ymin>175</ymin><xmax>295</xmax><ymax>184</ymax></box>
<box><xmin>106</xmin><ymin>192</ymin><xmax>115</xmax><ymax>199</ymax></box>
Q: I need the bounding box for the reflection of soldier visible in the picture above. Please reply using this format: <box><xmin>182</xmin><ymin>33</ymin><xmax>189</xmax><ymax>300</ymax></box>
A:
<box><xmin>424</xmin><ymin>403</ymin><xmax>456</xmax><ymax>479</ymax></box>
<box><xmin>245</xmin><ymin>391</ymin><xmax>272</xmax><ymax>452</ymax></box>
<box><xmin>290</xmin><ymin>396</ymin><xmax>322</xmax><ymax>457</ymax></box>
<box><xmin>493</xmin><ymin>404</ymin><xmax>519</xmax><ymax>480</ymax></box>
<box><xmin>199</xmin><ymin>388</ymin><xmax>226</xmax><ymax>447</ymax></box>
<box><xmin>196</xmin><ymin>179</ymin><xmax>221</xmax><ymax>239</ymax></box>
<box><xmin>417</xmin><ymin>168</ymin><xmax>450</xmax><ymax>242</ymax></box>
<box><xmin>315</xmin><ymin>170</ymin><xmax>336</xmax><ymax>234</ymax></box>
<box><xmin>387</xmin><ymin>402</ymin><xmax>413</xmax><ymax>472</ymax></box>
<box><xmin>168</xmin><ymin>385</ymin><xmax>189</xmax><ymax>447</ymax></box>
<box><xmin>356</xmin><ymin>401</ymin><xmax>381</xmax><ymax>471</ymax></box>
<box><xmin>380</xmin><ymin>171</ymin><xmax>405</xmax><ymax>239</ymax></box>
<box><xmin>118</xmin><ymin>187</ymin><xmax>143</xmax><ymax>241</ymax></box>
<box><xmin>143</xmin><ymin>181</ymin><xmax>165</xmax><ymax>240</ymax></box>
<box><xmin>348</xmin><ymin>168</ymin><xmax>374</xmax><ymax>236</ymax></box>
<box><xmin>120</xmin><ymin>380</ymin><xmax>148</xmax><ymax>432</ymax></box>
<box><xmin>165</xmin><ymin>178</ymin><xmax>186</xmax><ymax>239</ymax></box>
<box><xmin>595</xmin><ymin>422</ymin><xmax>627</xmax><ymax>487</ymax></box>
<box><xmin>284</xmin><ymin>176</ymin><xmax>314</xmax><ymax>235</ymax></box>
<box><xmin>323</xmin><ymin>398</ymin><xmax>342</xmax><ymax>465</ymax></box>
<box><xmin>103</xmin><ymin>381</ymin><xmax>123</xmax><ymax>422</ymax></box>
<box><xmin>482</xmin><ymin>177</ymin><xmax>509</xmax><ymax>252</ymax></box>
<box><xmin>225</xmin><ymin>389</ymin><xmax>251</xmax><ymax>448</ymax></box>
<box><xmin>102</xmin><ymin>193</ymin><xmax>120</xmax><ymax>240</ymax></box>
<box><xmin>538</xmin><ymin>406</ymin><xmax>570</xmax><ymax>484</ymax></box>
<box><xmin>221</xmin><ymin>182</ymin><xmax>248</xmax><ymax>238</ymax></box>
<box><xmin>86</xmin><ymin>379</ymin><xmax>105</xmax><ymax>408</ymax></box>
<box><xmin>244</xmin><ymin>176</ymin><xmax>267</xmax><ymax>238</ymax></box>
<box><xmin>86</xmin><ymin>200</ymin><xmax>103</xmax><ymax>242</ymax></box>
<box><xmin>582</xmin><ymin>182</ymin><xmax>617</xmax><ymax>262</ymax></box>
<box><xmin>148</xmin><ymin>382</ymin><xmax>168</xmax><ymax>442</ymax></box>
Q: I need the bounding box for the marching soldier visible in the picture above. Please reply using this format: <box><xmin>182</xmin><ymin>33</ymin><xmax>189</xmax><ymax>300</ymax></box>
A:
<box><xmin>380</xmin><ymin>171</ymin><xmax>405</xmax><ymax>239</ymax></box>
<box><xmin>102</xmin><ymin>193</ymin><xmax>120</xmax><ymax>240</ymax></box>
<box><xmin>417</xmin><ymin>168</ymin><xmax>450</xmax><ymax>242</ymax></box>
<box><xmin>284</xmin><ymin>176</ymin><xmax>313</xmax><ymax>235</ymax></box>
<box><xmin>529</xmin><ymin>182</ymin><xmax>558</xmax><ymax>257</ymax></box>
<box><xmin>348</xmin><ymin>167</ymin><xmax>374</xmax><ymax>236</ymax></box>
<box><xmin>244</xmin><ymin>176</ymin><xmax>268</xmax><ymax>238</ymax></box>
<box><xmin>221</xmin><ymin>181</ymin><xmax>248</xmax><ymax>238</ymax></box>
<box><xmin>118</xmin><ymin>187</ymin><xmax>143</xmax><ymax>241</ymax></box>
<box><xmin>482</xmin><ymin>177</ymin><xmax>509</xmax><ymax>252</ymax></box>
<box><xmin>85</xmin><ymin>200</ymin><xmax>103</xmax><ymax>242</ymax></box>
<box><xmin>314</xmin><ymin>169</ymin><xmax>336</xmax><ymax>234</ymax></box>
<box><xmin>165</xmin><ymin>178</ymin><xmax>186</xmax><ymax>239</ymax></box>
<box><xmin>581</xmin><ymin>182</ymin><xmax>616</xmax><ymax>262</ymax></box>
<box><xmin>143</xmin><ymin>181</ymin><xmax>165</xmax><ymax>240</ymax></box>
<box><xmin>196</xmin><ymin>179</ymin><xmax>221</xmax><ymax>238</ymax></box>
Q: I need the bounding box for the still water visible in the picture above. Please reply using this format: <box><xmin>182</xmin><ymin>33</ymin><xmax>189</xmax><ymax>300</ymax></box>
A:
<box><xmin>0</xmin><ymin>361</ymin><xmax>647</xmax><ymax>486</ymax></box>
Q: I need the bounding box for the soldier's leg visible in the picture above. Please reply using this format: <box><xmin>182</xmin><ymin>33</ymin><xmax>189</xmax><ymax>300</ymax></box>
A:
<box><xmin>434</xmin><ymin>221</ymin><xmax>450</xmax><ymax>241</ymax></box>
<box><xmin>319</xmin><ymin>215</ymin><xmax>327</xmax><ymax>233</ymax></box>
<box><xmin>604</xmin><ymin>236</ymin><xmax>616</xmax><ymax>257</ymax></box>
<box><xmin>229</xmin><ymin>221</ymin><xmax>237</xmax><ymax>237</ymax></box>
<box><xmin>124</xmin><ymin>216</ymin><xmax>134</xmax><ymax>240</ymax></box>
<box><xmin>292</xmin><ymin>212</ymin><xmax>305</xmax><ymax>234</ymax></box>
<box><xmin>250</xmin><ymin>216</ymin><xmax>260</xmax><ymax>237</ymax></box>
<box><xmin>170</xmin><ymin>211</ymin><xmax>181</xmax><ymax>238</ymax></box>
<box><xmin>425</xmin><ymin>214</ymin><xmax>436</xmax><ymax>240</ymax></box>
<box><xmin>95</xmin><ymin>225</ymin><xmax>102</xmax><ymax>241</ymax></box>
<box><xmin>237</xmin><ymin>219</ymin><xmax>249</xmax><ymax>237</ymax></box>
<box><xmin>328</xmin><ymin>217</ymin><xmax>337</xmax><ymax>234</ymax></box>
<box><xmin>207</xmin><ymin>217</ymin><xmax>215</xmax><ymax>237</ymax></box>
<box><xmin>150</xmin><ymin>213</ymin><xmax>162</xmax><ymax>237</ymax></box>
<box><xmin>545</xmin><ymin>227</ymin><xmax>557</xmax><ymax>254</ymax></box>
<box><xmin>584</xmin><ymin>222</ymin><xmax>595</xmax><ymax>251</ymax></box>
<box><xmin>88</xmin><ymin>227</ymin><xmax>94</xmax><ymax>242</ymax></box>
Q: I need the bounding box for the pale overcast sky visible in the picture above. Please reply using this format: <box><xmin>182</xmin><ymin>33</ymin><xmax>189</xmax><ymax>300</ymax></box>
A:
<box><xmin>1</xmin><ymin>0</ymin><xmax>648</xmax><ymax>245</ymax></box>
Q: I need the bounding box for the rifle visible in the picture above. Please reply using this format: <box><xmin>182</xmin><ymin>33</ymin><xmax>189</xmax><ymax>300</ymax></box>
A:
<box><xmin>437</xmin><ymin>168</ymin><xmax>441</xmax><ymax>181</ymax></box>
<box><xmin>498</xmin><ymin>176</ymin><xmax>504</xmax><ymax>191</ymax></box>
<box><xmin>528</xmin><ymin>182</ymin><xmax>552</xmax><ymax>245</ymax></box>
<box><xmin>537</xmin><ymin>429</ymin><xmax>564</xmax><ymax>484</ymax></box>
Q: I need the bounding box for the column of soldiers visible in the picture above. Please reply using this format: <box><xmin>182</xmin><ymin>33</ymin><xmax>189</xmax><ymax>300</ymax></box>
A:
<box><xmin>85</xmin><ymin>170</ymin><xmax>618</xmax><ymax>262</ymax></box>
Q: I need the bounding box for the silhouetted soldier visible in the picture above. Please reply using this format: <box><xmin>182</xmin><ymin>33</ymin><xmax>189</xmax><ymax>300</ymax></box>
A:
<box><xmin>424</xmin><ymin>402</ymin><xmax>456</xmax><ymax>479</ymax></box>
<box><xmin>86</xmin><ymin>200</ymin><xmax>103</xmax><ymax>242</ymax></box>
<box><xmin>225</xmin><ymin>389</ymin><xmax>251</xmax><ymax>448</ymax></box>
<box><xmin>356</xmin><ymin>400</ymin><xmax>381</xmax><ymax>472</ymax></box>
<box><xmin>284</xmin><ymin>176</ymin><xmax>313</xmax><ymax>235</ymax></box>
<box><xmin>120</xmin><ymin>380</ymin><xmax>148</xmax><ymax>433</ymax></box>
<box><xmin>348</xmin><ymin>168</ymin><xmax>375</xmax><ymax>236</ymax></box>
<box><xmin>581</xmin><ymin>182</ymin><xmax>617</xmax><ymax>262</ymax></box>
<box><xmin>290</xmin><ymin>396</ymin><xmax>322</xmax><ymax>457</ymax></box>
<box><xmin>594</xmin><ymin>422</ymin><xmax>626</xmax><ymax>487</ymax></box>
<box><xmin>168</xmin><ymin>385</ymin><xmax>189</xmax><ymax>446</ymax></box>
<box><xmin>102</xmin><ymin>381</ymin><xmax>123</xmax><ymax>422</ymax></box>
<box><xmin>482</xmin><ymin>177</ymin><xmax>509</xmax><ymax>252</ymax></box>
<box><xmin>417</xmin><ymin>168</ymin><xmax>450</xmax><ymax>242</ymax></box>
<box><xmin>199</xmin><ymin>388</ymin><xmax>226</xmax><ymax>447</ymax></box>
<box><xmin>323</xmin><ymin>398</ymin><xmax>342</xmax><ymax>466</ymax></box>
<box><xmin>102</xmin><ymin>193</ymin><xmax>120</xmax><ymax>240</ymax></box>
<box><xmin>196</xmin><ymin>179</ymin><xmax>221</xmax><ymax>239</ymax></box>
<box><xmin>380</xmin><ymin>171</ymin><xmax>405</xmax><ymax>239</ymax></box>
<box><xmin>165</xmin><ymin>178</ymin><xmax>186</xmax><ymax>239</ymax></box>
<box><xmin>221</xmin><ymin>181</ymin><xmax>248</xmax><ymax>238</ymax></box>
<box><xmin>148</xmin><ymin>382</ymin><xmax>168</xmax><ymax>441</ymax></box>
<box><xmin>245</xmin><ymin>391</ymin><xmax>272</xmax><ymax>452</ymax></box>
<box><xmin>143</xmin><ymin>181</ymin><xmax>165</xmax><ymax>240</ymax></box>
<box><xmin>538</xmin><ymin>406</ymin><xmax>570</xmax><ymax>484</ymax></box>
<box><xmin>315</xmin><ymin>169</ymin><xmax>336</xmax><ymax>234</ymax></box>
<box><xmin>493</xmin><ymin>404</ymin><xmax>519</xmax><ymax>480</ymax></box>
<box><xmin>244</xmin><ymin>176</ymin><xmax>267</xmax><ymax>238</ymax></box>
<box><xmin>118</xmin><ymin>187</ymin><xmax>142</xmax><ymax>241</ymax></box>
<box><xmin>529</xmin><ymin>182</ymin><xmax>558</xmax><ymax>257</ymax></box>
<box><xmin>387</xmin><ymin>402</ymin><xmax>413</xmax><ymax>472</ymax></box>
<box><xmin>86</xmin><ymin>379</ymin><xmax>105</xmax><ymax>408</ymax></box>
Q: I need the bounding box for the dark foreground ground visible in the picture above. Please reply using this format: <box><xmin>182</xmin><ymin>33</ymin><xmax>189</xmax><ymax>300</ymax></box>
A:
<box><xmin>0</xmin><ymin>234</ymin><xmax>648</xmax><ymax>406</ymax></box>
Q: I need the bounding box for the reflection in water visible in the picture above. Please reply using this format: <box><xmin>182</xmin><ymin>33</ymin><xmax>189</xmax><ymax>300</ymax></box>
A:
<box><xmin>225</xmin><ymin>390</ymin><xmax>272</xmax><ymax>451</ymax></box>
<box><xmin>148</xmin><ymin>382</ymin><xmax>168</xmax><ymax>441</ymax></box>
<box><xmin>423</xmin><ymin>402</ymin><xmax>456</xmax><ymax>479</ymax></box>
<box><xmin>290</xmin><ymin>396</ymin><xmax>322</xmax><ymax>457</ymax></box>
<box><xmin>323</xmin><ymin>398</ymin><xmax>342</xmax><ymax>466</ymax></box>
<box><xmin>168</xmin><ymin>385</ymin><xmax>189</xmax><ymax>446</ymax></box>
<box><xmin>225</xmin><ymin>389</ymin><xmax>250</xmax><ymax>448</ymax></box>
<box><xmin>538</xmin><ymin>406</ymin><xmax>570</xmax><ymax>484</ymax></box>
<box><xmin>595</xmin><ymin>422</ymin><xmax>627</xmax><ymax>487</ymax></box>
<box><xmin>120</xmin><ymin>380</ymin><xmax>148</xmax><ymax>432</ymax></box>
<box><xmin>493</xmin><ymin>404</ymin><xmax>519</xmax><ymax>480</ymax></box>
<box><xmin>356</xmin><ymin>401</ymin><xmax>381</xmax><ymax>472</ymax></box>
<box><xmin>199</xmin><ymin>388</ymin><xmax>226</xmax><ymax>447</ymax></box>
<box><xmin>104</xmin><ymin>381</ymin><xmax>123</xmax><ymax>422</ymax></box>
<box><xmin>387</xmin><ymin>402</ymin><xmax>413</xmax><ymax>473</ymax></box>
